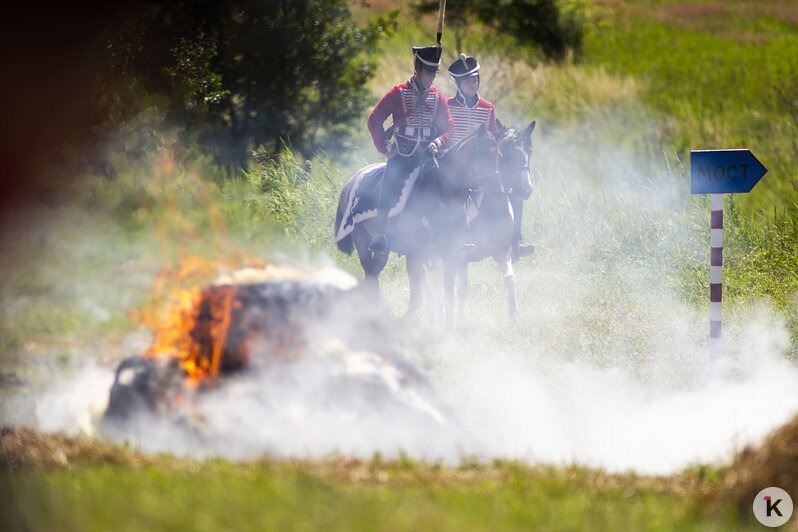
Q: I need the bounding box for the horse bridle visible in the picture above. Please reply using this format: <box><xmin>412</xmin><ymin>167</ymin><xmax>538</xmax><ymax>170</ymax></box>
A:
<box><xmin>498</xmin><ymin>132</ymin><xmax>531</xmax><ymax>194</ymax></box>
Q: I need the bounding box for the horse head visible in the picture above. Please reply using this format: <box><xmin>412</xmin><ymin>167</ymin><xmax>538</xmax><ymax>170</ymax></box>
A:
<box><xmin>438</xmin><ymin>124</ymin><xmax>500</xmax><ymax>198</ymax></box>
<box><xmin>469</xmin><ymin>124</ymin><xmax>502</xmax><ymax>189</ymax></box>
<box><xmin>496</xmin><ymin>119</ymin><xmax>535</xmax><ymax>199</ymax></box>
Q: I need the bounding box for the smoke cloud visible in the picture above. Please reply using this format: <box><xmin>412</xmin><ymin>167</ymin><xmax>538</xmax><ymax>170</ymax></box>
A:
<box><xmin>22</xmin><ymin>277</ymin><xmax>798</xmax><ymax>475</ymax></box>
<box><xmin>5</xmin><ymin>115</ymin><xmax>798</xmax><ymax>475</ymax></box>
<box><xmin>419</xmin><ymin>311</ymin><xmax>798</xmax><ymax>474</ymax></box>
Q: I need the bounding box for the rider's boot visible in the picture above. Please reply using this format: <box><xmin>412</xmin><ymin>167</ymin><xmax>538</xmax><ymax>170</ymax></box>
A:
<box><xmin>512</xmin><ymin>237</ymin><xmax>535</xmax><ymax>262</ymax></box>
<box><xmin>518</xmin><ymin>239</ymin><xmax>535</xmax><ymax>257</ymax></box>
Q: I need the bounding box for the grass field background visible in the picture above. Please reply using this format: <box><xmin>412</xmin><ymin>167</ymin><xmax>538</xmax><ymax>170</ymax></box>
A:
<box><xmin>1</xmin><ymin>0</ymin><xmax>797</xmax><ymax>530</ymax></box>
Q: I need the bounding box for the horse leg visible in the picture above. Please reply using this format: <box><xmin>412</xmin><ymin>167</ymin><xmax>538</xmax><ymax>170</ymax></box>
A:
<box><xmin>442</xmin><ymin>258</ymin><xmax>458</xmax><ymax>330</ymax></box>
<box><xmin>422</xmin><ymin>261</ymin><xmax>445</xmax><ymax>321</ymax></box>
<box><xmin>510</xmin><ymin>196</ymin><xmax>524</xmax><ymax>246</ymax></box>
<box><xmin>456</xmin><ymin>261</ymin><xmax>469</xmax><ymax>324</ymax></box>
<box><xmin>353</xmin><ymin>224</ymin><xmax>387</xmax><ymax>283</ymax></box>
<box><xmin>496</xmin><ymin>254</ymin><xmax>519</xmax><ymax>324</ymax></box>
<box><xmin>402</xmin><ymin>255</ymin><xmax>425</xmax><ymax>320</ymax></box>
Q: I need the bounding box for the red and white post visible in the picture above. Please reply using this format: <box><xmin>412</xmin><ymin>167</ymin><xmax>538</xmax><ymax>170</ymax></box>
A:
<box><xmin>692</xmin><ymin>149</ymin><xmax>766</xmax><ymax>372</ymax></box>
<box><xmin>709</xmin><ymin>194</ymin><xmax>723</xmax><ymax>367</ymax></box>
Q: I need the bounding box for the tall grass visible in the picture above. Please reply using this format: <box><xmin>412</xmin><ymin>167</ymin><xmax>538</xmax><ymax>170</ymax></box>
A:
<box><xmin>0</xmin><ymin>3</ymin><xmax>796</xmax><ymax>531</ymax></box>
<box><xmin>583</xmin><ymin>3</ymin><xmax>798</xmax><ymax>218</ymax></box>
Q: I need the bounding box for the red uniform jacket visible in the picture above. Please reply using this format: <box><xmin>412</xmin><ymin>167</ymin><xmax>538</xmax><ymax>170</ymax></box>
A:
<box><xmin>368</xmin><ymin>79</ymin><xmax>454</xmax><ymax>155</ymax></box>
<box><xmin>447</xmin><ymin>93</ymin><xmax>498</xmax><ymax>145</ymax></box>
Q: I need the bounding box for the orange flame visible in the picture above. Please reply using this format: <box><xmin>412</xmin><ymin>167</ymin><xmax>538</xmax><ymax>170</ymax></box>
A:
<box><xmin>137</xmin><ymin>256</ymin><xmax>241</xmax><ymax>387</ymax></box>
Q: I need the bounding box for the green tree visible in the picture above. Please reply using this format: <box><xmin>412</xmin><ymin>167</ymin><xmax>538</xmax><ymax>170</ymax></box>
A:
<box><xmin>414</xmin><ymin>0</ymin><xmax>586</xmax><ymax>61</ymax></box>
<box><xmin>99</xmin><ymin>0</ymin><xmax>387</xmax><ymax>168</ymax></box>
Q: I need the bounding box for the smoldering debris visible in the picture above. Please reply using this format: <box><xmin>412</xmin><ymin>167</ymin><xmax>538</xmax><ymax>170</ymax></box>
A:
<box><xmin>101</xmin><ymin>274</ymin><xmax>477</xmax><ymax>460</ymax></box>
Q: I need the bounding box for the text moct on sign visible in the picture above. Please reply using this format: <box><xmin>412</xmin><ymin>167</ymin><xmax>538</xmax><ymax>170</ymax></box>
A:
<box><xmin>691</xmin><ymin>149</ymin><xmax>767</xmax><ymax>195</ymax></box>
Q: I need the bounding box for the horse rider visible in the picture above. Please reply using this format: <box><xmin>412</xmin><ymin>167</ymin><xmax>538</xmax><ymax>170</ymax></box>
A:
<box><xmin>447</xmin><ymin>53</ymin><xmax>535</xmax><ymax>261</ymax></box>
<box><xmin>366</xmin><ymin>44</ymin><xmax>454</xmax><ymax>255</ymax></box>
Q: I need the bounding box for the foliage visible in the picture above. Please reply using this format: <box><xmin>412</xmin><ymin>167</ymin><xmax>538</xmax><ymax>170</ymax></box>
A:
<box><xmin>97</xmin><ymin>0</ymin><xmax>386</xmax><ymax>169</ymax></box>
<box><xmin>412</xmin><ymin>0</ymin><xmax>587</xmax><ymax>61</ymax></box>
<box><xmin>226</xmin><ymin>145</ymin><xmax>344</xmax><ymax>254</ymax></box>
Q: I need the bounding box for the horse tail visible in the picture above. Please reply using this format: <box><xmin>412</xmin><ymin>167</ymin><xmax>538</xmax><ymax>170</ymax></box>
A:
<box><xmin>334</xmin><ymin>175</ymin><xmax>355</xmax><ymax>255</ymax></box>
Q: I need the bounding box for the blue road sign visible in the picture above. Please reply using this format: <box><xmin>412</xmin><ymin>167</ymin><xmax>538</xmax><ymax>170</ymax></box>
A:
<box><xmin>691</xmin><ymin>149</ymin><xmax>767</xmax><ymax>194</ymax></box>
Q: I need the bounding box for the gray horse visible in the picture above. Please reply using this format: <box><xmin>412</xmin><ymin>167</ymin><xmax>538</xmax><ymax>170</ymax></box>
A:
<box><xmin>442</xmin><ymin>121</ymin><xmax>536</xmax><ymax>327</ymax></box>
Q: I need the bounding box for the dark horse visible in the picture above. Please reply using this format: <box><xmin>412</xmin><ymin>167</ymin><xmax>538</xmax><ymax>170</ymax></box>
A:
<box><xmin>334</xmin><ymin>126</ymin><xmax>499</xmax><ymax>318</ymax></box>
<box><xmin>442</xmin><ymin>120</ymin><xmax>536</xmax><ymax>327</ymax></box>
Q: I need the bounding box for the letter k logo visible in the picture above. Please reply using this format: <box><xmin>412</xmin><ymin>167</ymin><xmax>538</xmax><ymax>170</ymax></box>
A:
<box><xmin>754</xmin><ymin>487</ymin><xmax>792</xmax><ymax>526</ymax></box>
<box><xmin>765</xmin><ymin>496</ymin><xmax>783</xmax><ymax>517</ymax></box>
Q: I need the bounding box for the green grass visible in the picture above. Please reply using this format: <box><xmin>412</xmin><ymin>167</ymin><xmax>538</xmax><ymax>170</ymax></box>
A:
<box><xmin>1</xmin><ymin>1</ymin><xmax>798</xmax><ymax>530</ymax></box>
<box><xmin>0</xmin><ymin>454</ymin><xmax>755</xmax><ymax>532</ymax></box>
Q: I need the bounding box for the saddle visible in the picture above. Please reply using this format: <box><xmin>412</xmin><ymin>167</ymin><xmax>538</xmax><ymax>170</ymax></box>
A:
<box><xmin>336</xmin><ymin>156</ymin><xmax>445</xmax><ymax>244</ymax></box>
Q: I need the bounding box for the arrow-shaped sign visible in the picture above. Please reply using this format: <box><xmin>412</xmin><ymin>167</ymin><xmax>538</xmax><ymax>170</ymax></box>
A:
<box><xmin>691</xmin><ymin>149</ymin><xmax>767</xmax><ymax>194</ymax></box>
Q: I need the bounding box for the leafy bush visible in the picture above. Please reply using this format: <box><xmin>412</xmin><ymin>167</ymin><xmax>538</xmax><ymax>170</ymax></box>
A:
<box><xmin>94</xmin><ymin>0</ymin><xmax>386</xmax><ymax>169</ymax></box>
<box><xmin>413</xmin><ymin>0</ymin><xmax>587</xmax><ymax>61</ymax></box>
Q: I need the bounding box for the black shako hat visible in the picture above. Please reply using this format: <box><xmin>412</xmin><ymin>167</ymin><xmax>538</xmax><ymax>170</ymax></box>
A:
<box><xmin>448</xmin><ymin>53</ymin><xmax>480</xmax><ymax>79</ymax></box>
<box><xmin>412</xmin><ymin>45</ymin><xmax>442</xmax><ymax>72</ymax></box>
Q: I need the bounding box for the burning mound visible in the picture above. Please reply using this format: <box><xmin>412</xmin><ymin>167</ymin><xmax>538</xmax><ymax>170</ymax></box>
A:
<box><xmin>725</xmin><ymin>413</ymin><xmax>798</xmax><ymax>510</ymax></box>
<box><xmin>103</xmin><ymin>265</ymin><xmax>474</xmax><ymax>460</ymax></box>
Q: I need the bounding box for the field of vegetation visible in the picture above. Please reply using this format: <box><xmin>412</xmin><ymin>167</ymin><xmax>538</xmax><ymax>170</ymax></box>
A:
<box><xmin>1</xmin><ymin>0</ymin><xmax>797</xmax><ymax>530</ymax></box>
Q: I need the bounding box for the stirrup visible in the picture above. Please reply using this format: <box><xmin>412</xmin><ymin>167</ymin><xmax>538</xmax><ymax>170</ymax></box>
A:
<box><xmin>368</xmin><ymin>234</ymin><xmax>388</xmax><ymax>254</ymax></box>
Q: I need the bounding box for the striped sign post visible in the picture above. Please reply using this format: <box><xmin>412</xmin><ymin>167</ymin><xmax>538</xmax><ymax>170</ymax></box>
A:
<box><xmin>709</xmin><ymin>194</ymin><xmax>723</xmax><ymax>366</ymax></box>
<box><xmin>691</xmin><ymin>149</ymin><xmax>767</xmax><ymax>371</ymax></box>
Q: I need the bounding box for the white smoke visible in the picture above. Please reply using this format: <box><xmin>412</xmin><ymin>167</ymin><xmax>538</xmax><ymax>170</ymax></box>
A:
<box><xmin>33</xmin><ymin>363</ymin><xmax>115</xmax><ymax>437</ymax></box>
<box><xmin>21</xmin><ymin>287</ymin><xmax>798</xmax><ymax>475</ymax></box>
<box><xmin>419</xmin><ymin>311</ymin><xmax>798</xmax><ymax>474</ymax></box>
<box><xmin>404</xmin><ymin>124</ymin><xmax>798</xmax><ymax>474</ymax></box>
<box><xmin>92</xmin><ymin>333</ymin><xmax>479</xmax><ymax>462</ymax></box>
<box><xmin>5</xmin><ymin>115</ymin><xmax>798</xmax><ymax>475</ymax></box>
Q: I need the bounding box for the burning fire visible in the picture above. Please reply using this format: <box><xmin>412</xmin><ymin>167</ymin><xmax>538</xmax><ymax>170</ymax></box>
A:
<box><xmin>134</xmin><ymin>255</ymin><xmax>358</xmax><ymax>387</ymax></box>
<box><xmin>142</xmin><ymin>285</ymin><xmax>240</xmax><ymax>387</ymax></box>
<box><xmin>136</xmin><ymin>256</ymin><xmax>242</xmax><ymax>387</ymax></box>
